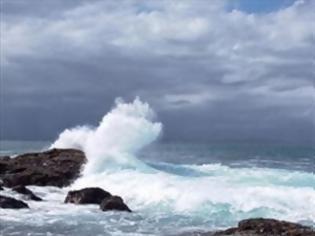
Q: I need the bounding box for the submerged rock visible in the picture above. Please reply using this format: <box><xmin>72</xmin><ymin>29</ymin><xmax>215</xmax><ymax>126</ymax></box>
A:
<box><xmin>0</xmin><ymin>148</ymin><xmax>86</xmax><ymax>187</ymax></box>
<box><xmin>0</xmin><ymin>195</ymin><xmax>29</xmax><ymax>209</ymax></box>
<box><xmin>211</xmin><ymin>218</ymin><xmax>315</xmax><ymax>236</ymax></box>
<box><xmin>65</xmin><ymin>187</ymin><xmax>111</xmax><ymax>204</ymax></box>
<box><xmin>12</xmin><ymin>185</ymin><xmax>42</xmax><ymax>201</ymax></box>
<box><xmin>100</xmin><ymin>195</ymin><xmax>132</xmax><ymax>212</ymax></box>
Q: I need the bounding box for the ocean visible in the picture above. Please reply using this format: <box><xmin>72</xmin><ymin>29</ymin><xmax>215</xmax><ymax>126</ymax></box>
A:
<box><xmin>0</xmin><ymin>99</ymin><xmax>314</xmax><ymax>236</ymax></box>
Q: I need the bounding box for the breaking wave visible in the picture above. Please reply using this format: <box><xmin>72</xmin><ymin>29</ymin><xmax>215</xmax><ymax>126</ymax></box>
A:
<box><xmin>50</xmin><ymin>98</ymin><xmax>315</xmax><ymax>229</ymax></box>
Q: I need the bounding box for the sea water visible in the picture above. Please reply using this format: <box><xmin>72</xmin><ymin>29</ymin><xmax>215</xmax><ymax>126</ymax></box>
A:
<box><xmin>0</xmin><ymin>98</ymin><xmax>314</xmax><ymax>236</ymax></box>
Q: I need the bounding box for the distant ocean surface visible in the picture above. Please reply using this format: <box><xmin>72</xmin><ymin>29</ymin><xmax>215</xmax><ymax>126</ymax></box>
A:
<box><xmin>0</xmin><ymin>100</ymin><xmax>314</xmax><ymax>235</ymax></box>
<box><xmin>1</xmin><ymin>140</ymin><xmax>314</xmax><ymax>172</ymax></box>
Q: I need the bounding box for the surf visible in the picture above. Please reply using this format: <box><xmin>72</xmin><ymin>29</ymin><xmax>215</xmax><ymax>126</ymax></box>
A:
<box><xmin>50</xmin><ymin>98</ymin><xmax>315</xmax><ymax>228</ymax></box>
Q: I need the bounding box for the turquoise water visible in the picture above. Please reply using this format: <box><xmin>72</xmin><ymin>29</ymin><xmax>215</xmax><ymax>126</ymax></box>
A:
<box><xmin>140</xmin><ymin>142</ymin><xmax>315</xmax><ymax>172</ymax></box>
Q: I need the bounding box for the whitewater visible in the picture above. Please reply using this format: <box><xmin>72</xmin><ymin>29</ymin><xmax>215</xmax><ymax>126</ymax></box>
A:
<box><xmin>1</xmin><ymin>98</ymin><xmax>314</xmax><ymax>236</ymax></box>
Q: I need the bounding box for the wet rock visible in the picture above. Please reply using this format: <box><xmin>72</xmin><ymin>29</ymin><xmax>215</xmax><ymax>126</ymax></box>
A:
<box><xmin>65</xmin><ymin>187</ymin><xmax>111</xmax><ymax>204</ymax></box>
<box><xmin>0</xmin><ymin>161</ymin><xmax>10</xmax><ymax>173</ymax></box>
<box><xmin>100</xmin><ymin>195</ymin><xmax>132</xmax><ymax>212</ymax></box>
<box><xmin>0</xmin><ymin>195</ymin><xmax>29</xmax><ymax>209</ymax></box>
<box><xmin>212</xmin><ymin>218</ymin><xmax>315</xmax><ymax>236</ymax></box>
<box><xmin>0</xmin><ymin>156</ymin><xmax>10</xmax><ymax>162</ymax></box>
<box><xmin>0</xmin><ymin>149</ymin><xmax>86</xmax><ymax>187</ymax></box>
<box><xmin>65</xmin><ymin>187</ymin><xmax>132</xmax><ymax>212</ymax></box>
<box><xmin>12</xmin><ymin>185</ymin><xmax>42</xmax><ymax>201</ymax></box>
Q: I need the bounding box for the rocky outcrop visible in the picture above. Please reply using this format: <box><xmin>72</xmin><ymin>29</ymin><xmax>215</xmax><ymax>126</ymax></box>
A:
<box><xmin>0</xmin><ymin>149</ymin><xmax>86</xmax><ymax>187</ymax></box>
<box><xmin>65</xmin><ymin>187</ymin><xmax>111</xmax><ymax>204</ymax></box>
<box><xmin>0</xmin><ymin>195</ymin><xmax>29</xmax><ymax>209</ymax></box>
<box><xmin>100</xmin><ymin>196</ymin><xmax>132</xmax><ymax>212</ymax></box>
<box><xmin>65</xmin><ymin>187</ymin><xmax>132</xmax><ymax>212</ymax></box>
<box><xmin>210</xmin><ymin>218</ymin><xmax>315</xmax><ymax>236</ymax></box>
<box><xmin>0</xmin><ymin>156</ymin><xmax>10</xmax><ymax>173</ymax></box>
<box><xmin>12</xmin><ymin>185</ymin><xmax>42</xmax><ymax>201</ymax></box>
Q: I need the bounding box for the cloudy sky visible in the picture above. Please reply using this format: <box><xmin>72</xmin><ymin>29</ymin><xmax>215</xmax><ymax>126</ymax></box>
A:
<box><xmin>1</xmin><ymin>0</ymin><xmax>314</xmax><ymax>145</ymax></box>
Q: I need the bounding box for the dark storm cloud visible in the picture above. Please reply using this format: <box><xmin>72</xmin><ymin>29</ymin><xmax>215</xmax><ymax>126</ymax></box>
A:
<box><xmin>0</xmin><ymin>0</ymin><xmax>314</xmax><ymax>144</ymax></box>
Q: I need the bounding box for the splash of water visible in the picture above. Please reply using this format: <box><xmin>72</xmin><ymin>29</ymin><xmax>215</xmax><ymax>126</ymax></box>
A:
<box><xmin>51</xmin><ymin>97</ymin><xmax>162</xmax><ymax>174</ymax></box>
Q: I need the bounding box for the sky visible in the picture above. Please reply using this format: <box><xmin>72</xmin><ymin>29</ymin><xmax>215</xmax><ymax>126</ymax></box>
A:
<box><xmin>0</xmin><ymin>0</ymin><xmax>314</xmax><ymax>145</ymax></box>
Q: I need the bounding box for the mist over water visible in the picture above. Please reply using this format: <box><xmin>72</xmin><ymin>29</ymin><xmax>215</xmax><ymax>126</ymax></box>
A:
<box><xmin>1</xmin><ymin>98</ymin><xmax>315</xmax><ymax>235</ymax></box>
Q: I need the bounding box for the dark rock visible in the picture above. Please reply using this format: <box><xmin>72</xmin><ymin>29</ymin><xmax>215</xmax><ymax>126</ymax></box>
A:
<box><xmin>0</xmin><ymin>161</ymin><xmax>10</xmax><ymax>173</ymax></box>
<box><xmin>0</xmin><ymin>195</ymin><xmax>29</xmax><ymax>209</ymax></box>
<box><xmin>212</xmin><ymin>218</ymin><xmax>315</xmax><ymax>236</ymax></box>
<box><xmin>12</xmin><ymin>185</ymin><xmax>42</xmax><ymax>201</ymax></box>
<box><xmin>65</xmin><ymin>187</ymin><xmax>132</xmax><ymax>212</ymax></box>
<box><xmin>0</xmin><ymin>185</ymin><xmax>3</xmax><ymax>191</ymax></box>
<box><xmin>100</xmin><ymin>196</ymin><xmax>132</xmax><ymax>212</ymax></box>
<box><xmin>65</xmin><ymin>187</ymin><xmax>111</xmax><ymax>204</ymax></box>
<box><xmin>0</xmin><ymin>148</ymin><xmax>86</xmax><ymax>187</ymax></box>
<box><xmin>0</xmin><ymin>156</ymin><xmax>10</xmax><ymax>162</ymax></box>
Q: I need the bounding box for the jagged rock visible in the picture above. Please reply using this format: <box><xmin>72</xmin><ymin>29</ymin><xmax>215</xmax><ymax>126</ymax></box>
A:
<box><xmin>0</xmin><ymin>149</ymin><xmax>86</xmax><ymax>187</ymax></box>
<box><xmin>65</xmin><ymin>187</ymin><xmax>111</xmax><ymax>204</ymax></box>
<box><xmin>212</xmin><ymin>218</ymin><xmax>315</xmax><ymax>236</ymax></box>
<box><xmin>12</xmin><ymin>185</ymin><xmax>42</xmax><ymax>201</ymax></box>
<box><xmin>0</xmin><ymin>195</ymin><xmax>29</xmax><ymax>209</ymax></box>
<box><xmin>100</xmin><ymin>195</ymin><xmax>132</xmax><ymax>212</ymax></box>
<box><xmin>65</xmin><ymin>187</ymin><xmax>132</xmax><ymax>212</ymax></box>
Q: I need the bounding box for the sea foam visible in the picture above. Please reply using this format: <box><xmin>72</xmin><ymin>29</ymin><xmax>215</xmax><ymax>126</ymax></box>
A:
<box><xmin>50</xmin><ymin>98</ymin><xmax>315</xmax><ymax>228</ymax></box>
